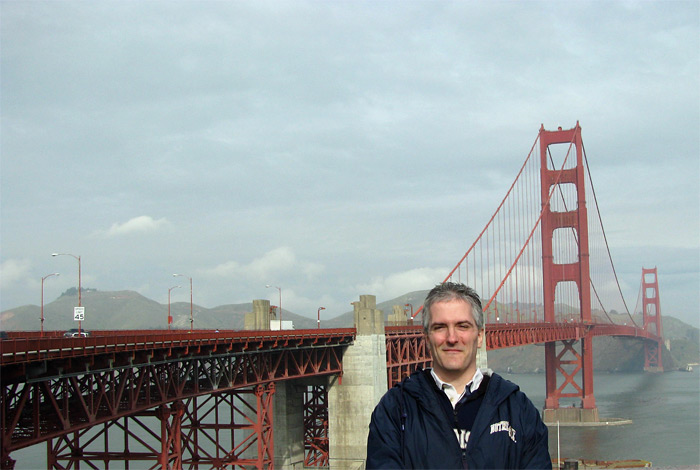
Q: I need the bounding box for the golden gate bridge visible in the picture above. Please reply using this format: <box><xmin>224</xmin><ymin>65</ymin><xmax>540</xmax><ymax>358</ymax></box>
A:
<box><xmin>0</xmin><ymin>123</ymin><xmax>664</xmax><ymax>469</ymax></box>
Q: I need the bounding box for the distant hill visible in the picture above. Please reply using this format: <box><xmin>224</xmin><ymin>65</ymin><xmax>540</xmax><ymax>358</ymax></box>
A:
<box><xmin>1</xmin><ymin>288</ymin><xmax>697</xmax><ymax>372</ymax></box>
<box><xmin>0</xmin><ymin>289</ymin><xmax>320</xmax><ymax>332</ymax></box>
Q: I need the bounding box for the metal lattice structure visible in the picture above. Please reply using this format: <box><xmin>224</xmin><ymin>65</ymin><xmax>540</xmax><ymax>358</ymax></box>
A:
<box><xmin>303</xmin><ymin>385</ymin><xmax>329</xmax><ymax>467</ymax></box>
<box><xmin>1</xmin><ymin>330</ymin><xmax>354</xmax><ymax>469</ymax></box>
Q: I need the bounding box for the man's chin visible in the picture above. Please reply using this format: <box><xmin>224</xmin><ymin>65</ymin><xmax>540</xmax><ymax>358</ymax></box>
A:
<box><xmin>438</xmin><ymin>360</ymin><xmax>468</xmax><ymax>371</ymax></box>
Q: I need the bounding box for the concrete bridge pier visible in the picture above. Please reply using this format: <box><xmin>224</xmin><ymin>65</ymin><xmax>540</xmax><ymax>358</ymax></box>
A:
<box><xmin>272</xmin><ymin>380</ymin><xmax>305</xmax><ymax>469</ymax></box>
<box><xmin>328</xmin><ymin>295</ymin><xmax>387</xmax><ymax>470</ymax></box>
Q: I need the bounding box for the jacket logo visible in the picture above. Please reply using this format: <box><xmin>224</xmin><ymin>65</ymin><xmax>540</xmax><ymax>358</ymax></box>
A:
<box><xmin>453</xmin><ymin>429</ymin><xmax>470</xmax><ymax>449</ymax></box>
<box><xmin>490</xmin><ymin>420</ymin><xmax>517</xmax><ymax>443</ymax></box>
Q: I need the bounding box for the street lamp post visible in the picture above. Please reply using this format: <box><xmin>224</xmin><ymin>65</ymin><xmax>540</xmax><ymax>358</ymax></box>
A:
<box><xmin>173</xmin><ymin>274</ymin><xmax>193</xmax><ymax>332</ymax></box>
<box><xmin>168</xmin><ymin>285</ymin><xmax>181</xmax><ymax>330</ymax></box>
<box><xmin>52</xmin><ymin>253</ymin><xmax>82</xmax><ymax>332</ymax></box>
<box><xmin>41</xmin><ymin>273</ymin><xmax>60</xmax><ymax>337</ymax></box>
<box><xmin>317</xmin><ymin>307</ymin><xmax>326</xmax><ymax>329</ymax></box>
<box><xmin>265</xmin><ymin>285</ymin><xmax>282</xmax><ymax>326</ymax></box>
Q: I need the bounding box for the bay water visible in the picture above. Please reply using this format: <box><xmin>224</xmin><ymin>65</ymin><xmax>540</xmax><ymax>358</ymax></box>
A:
<box><xmin>505</xmin><ymin>370</ymin><xmax>700</xmax><ymax>467</ymax></box>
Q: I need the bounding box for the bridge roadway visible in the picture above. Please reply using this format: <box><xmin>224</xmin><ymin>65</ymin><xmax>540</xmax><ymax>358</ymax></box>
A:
<box><xmin>1</xmin><ymin>322</ymin><xmax>658</xmax><ymax>370</ymax></box>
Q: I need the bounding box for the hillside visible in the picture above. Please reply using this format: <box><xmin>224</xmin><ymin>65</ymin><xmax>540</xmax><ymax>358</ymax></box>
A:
<box><xmin>0</xmin><ymin>289</ymin><xmax>320</xmax><ymax>332</ymax></box>
<box><xmin>1</xmin><ymin>288</ymin><xmax>697</xmax><ymax>371</ymax></box>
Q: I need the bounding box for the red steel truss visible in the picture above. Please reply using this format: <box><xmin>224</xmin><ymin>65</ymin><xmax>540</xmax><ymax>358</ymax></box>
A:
<box><xmin>385</xmin><ymin>326</ymin><xmax>431</xmax><ymax>389</ymax></box>
<box><xmin>47</xmin><ymin>385</ymin><xmax>276</xmax><ymax>470</ymax></box>
<box><xmin>303</xmin><ymin>385</ymin><xmax>329</xmax><ymax>467</ymax></box>
<box><xmin>0</xmin><ymin>329</ymin><xmax>353</xmax><ymax>469</ymax></box>
<box><xmin>384</xmin><ymin>322</ymin><xmax>661</xmax><ymax>388</ymax></box>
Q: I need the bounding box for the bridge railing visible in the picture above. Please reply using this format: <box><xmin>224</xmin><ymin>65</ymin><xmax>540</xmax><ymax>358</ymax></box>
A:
<box><xmin>0</xmin><ymin>328</ymin><xmax>356</xmax><ymax>366</ymax></box>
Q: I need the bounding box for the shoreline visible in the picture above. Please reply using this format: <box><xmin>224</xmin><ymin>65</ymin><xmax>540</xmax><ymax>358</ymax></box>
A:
<box><xmin>545</xmin><ymin>417</ymin><xmax>633</xmax><ymax>427</ymax></box>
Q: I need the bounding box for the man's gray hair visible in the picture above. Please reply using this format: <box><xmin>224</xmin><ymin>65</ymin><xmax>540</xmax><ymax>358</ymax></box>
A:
<box><xmin>422</xmin><ymin>282</ymin><xmax>484</xmax><ymax>332</ymax></box>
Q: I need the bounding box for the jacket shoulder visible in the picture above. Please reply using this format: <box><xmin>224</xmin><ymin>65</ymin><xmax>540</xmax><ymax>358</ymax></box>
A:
<box><xmin>484</xmin><ymin>372</ymin><xmax>520</xmax><ymax>403</ymax></box>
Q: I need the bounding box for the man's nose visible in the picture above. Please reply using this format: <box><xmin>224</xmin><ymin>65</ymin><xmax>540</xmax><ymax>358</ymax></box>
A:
<box><xmin>446</xmin><ymin>326</ymin><xmax>459</xmax><ymax>343</ymax></box>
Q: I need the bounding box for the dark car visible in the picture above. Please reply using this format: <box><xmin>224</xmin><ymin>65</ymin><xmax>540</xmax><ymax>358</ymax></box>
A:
<box><xmin>63</xmin><ymin>328</ymin><xmax>90</xmax><ymax>338</ymax></box>
<box><xmin>0</xmin><ymin>331</ymin><xmax>8</xmax><ymax>339</ymax></box>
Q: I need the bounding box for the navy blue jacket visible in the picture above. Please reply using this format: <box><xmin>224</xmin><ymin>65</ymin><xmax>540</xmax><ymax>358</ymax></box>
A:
<box><xmin>366</xmin><ymin>369</ymin><xmax>551</xmax><ymax>469</ymax></box>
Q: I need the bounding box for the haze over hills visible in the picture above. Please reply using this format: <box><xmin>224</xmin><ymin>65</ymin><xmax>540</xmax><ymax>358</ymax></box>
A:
<box><xmin>1</xmin><ymin>288</ymin><xmax>697</xmax><ymax>371</ymax></box>
<box><xmin>0</xmin><ymin>288</ymin><xmax>431</xmax><ymax>332</ymax></box>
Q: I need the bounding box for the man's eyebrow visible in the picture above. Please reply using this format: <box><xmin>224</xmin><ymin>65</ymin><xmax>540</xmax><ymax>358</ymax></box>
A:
<box><xmin>430</xmin><ymin>319</ymin><xmax>475</xmax><ymax>327</ymax></box>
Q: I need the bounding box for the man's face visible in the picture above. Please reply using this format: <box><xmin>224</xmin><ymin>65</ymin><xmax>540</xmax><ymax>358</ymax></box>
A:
<box><xmin>426</xmin><ymin>298</ymin><xmax>484</xmax><ymax>382</ymax></box>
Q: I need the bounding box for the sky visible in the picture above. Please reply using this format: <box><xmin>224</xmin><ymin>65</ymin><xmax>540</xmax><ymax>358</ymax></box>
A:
<box><xmin>1</xmin><ymin>1</ymin><xmax>698</xmax><ymax>329</ymax></box>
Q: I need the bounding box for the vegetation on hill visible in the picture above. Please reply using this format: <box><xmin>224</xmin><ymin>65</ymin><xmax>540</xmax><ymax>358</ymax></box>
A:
<box><xmin>59</xmin><ymin>287</ymin><xmax>98</xmax><ymax>297</ymax></box>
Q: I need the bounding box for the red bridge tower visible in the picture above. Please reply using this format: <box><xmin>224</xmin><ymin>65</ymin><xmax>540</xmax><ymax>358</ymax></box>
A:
<box><xmin>539</xmin><ymin>122</ymin><xmax>599</xmax><ymax>423</ymax></box>
<box><xmin>642</xmin><ymin>267</ymin><xmax>664</xmax><ymax>372</ymax></box>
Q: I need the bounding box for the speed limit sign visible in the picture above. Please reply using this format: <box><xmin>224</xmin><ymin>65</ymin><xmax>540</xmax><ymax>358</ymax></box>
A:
<box><xmin>74</xmin><ymin>307</ymin><xmax>85</xmax><ymax>321</ymax></box>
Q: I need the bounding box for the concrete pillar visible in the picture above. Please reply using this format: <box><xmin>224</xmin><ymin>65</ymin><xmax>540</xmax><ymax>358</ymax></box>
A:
<box><xmin>328</xmin><ymin>295</ymin><xmax>387</xmax><ymax>470</ymax></box>
<box><xmin>273</xmin><ymin>380</ymin><xmax>306</xmax><ymax>469</ymax></box>
<box><xmin>244</xmin><ymin>299</ymin><xmax>270</xmax><ymax>330</ymax></box>
<box><xmin>477</xmin><ymin>332</ymin><xmax>488</xmax><ymax>371</ymax></box>
<box><xmin>353</xmin><ymin>295</ymin><xmax>384</xmax><ymax>335</ymax></box>
<box><xmin>387</xmin><ymin>305</ymin><xmax>407</xmax><ymax>325</ymax></box>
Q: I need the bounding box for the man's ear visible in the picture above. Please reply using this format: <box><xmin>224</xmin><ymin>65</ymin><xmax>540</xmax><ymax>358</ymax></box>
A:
<box><xmin>477</xmin><ymin>328</ymin><xmax>484</xmax><ymax>348</ymax></box>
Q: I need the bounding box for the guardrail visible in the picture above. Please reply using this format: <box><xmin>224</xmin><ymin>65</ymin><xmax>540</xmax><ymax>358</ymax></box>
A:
<box><xmin>0</xmin><ymin>328</ymin><xmax>356</xmax><ymax>366</ymax></box>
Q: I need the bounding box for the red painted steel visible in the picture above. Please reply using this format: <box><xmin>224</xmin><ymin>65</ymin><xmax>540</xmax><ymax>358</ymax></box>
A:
<box><xmin>46</xmin><ymin>386</ymin><xmax>277</xmax><ymax>470</ymax></box>
<box><xmin>0</xmin><ymin>329</ymin><xmax>353</xmax><ymax>468</ymax></box>
<box><xmin>384</xmin><ymin>322</ymin><xmax>661</xmax><ymax>388</ymax></box>
<box><xmin>538</xmin><ymin>123</ymin><xmax>596</xmax><ymax>410</ymax></box>
<box><xmin>179</xmin><ymin>385</ymin><xmax>274</xmax><ymax>469</ymax></box>
<box><xmin>642</xmin><ymin>267</ymin><xmax>664</xmax><ymax>371</ymax></box>
<box><xmin>303</xmin><ymin>384</ymin><xmax>329</xmax><ymax>467</ymax></box>
<box><xmin>1</xmin><ymin>322</ymin><xmax>663</xmax><ymax>468</ymax></box>
<box><xmin>385</xmin><ymin>326</ymin><xmax>431</xmax><ymax>388</ymax></box>
<box><xmin>0</xmin><ymin>328</ymin><xmax>355</xmax><ymax>368</ymax></box>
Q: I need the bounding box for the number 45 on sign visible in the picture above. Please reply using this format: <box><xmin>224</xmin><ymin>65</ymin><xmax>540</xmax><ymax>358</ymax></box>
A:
<box><xmin>74</xmin><ymin>307</ymin><xmax>85</xmax><ymax>321</ymax></box>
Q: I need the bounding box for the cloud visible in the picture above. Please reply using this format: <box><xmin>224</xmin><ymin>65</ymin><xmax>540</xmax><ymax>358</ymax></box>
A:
<box><xmin>0</xmin><ymin>259</ymin><xmax>32</xmax><ymax>285</ymax></box>
<box><xmin>200</xmin><ymin>247</ymin><xmax>324</xmax><ymax>282</ymax></box>
<box><xmin>103</xmin><ymin>216</ymin><xmax>169</xmax><ymax>237</ymax></box>
<box><xmin>248</xmin><ymin>247</ymin><xmax>296</xmax><ymax>279</ymax></box>
<box><xmin>355</xmin><ymin>267</ymin><xmax>449</xmax><ymax>301</ymax></box>
<box><xmin>200</xmin><ymin>260</ymin><xmax>241</xmax><ymax>278</ymax></box>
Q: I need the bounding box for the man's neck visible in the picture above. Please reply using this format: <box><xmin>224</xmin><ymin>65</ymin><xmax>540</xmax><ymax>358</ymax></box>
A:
<box><xmin>431</xmin><ymin>367</ymin><xmax>481</xmax><ymax>395</ymax></box>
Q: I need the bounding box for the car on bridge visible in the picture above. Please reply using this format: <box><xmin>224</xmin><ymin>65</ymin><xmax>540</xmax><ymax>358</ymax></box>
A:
<box><xmin>63</xmin><ymin>328</ymin><xmax>90</xmax><ymax>338</ymax></box>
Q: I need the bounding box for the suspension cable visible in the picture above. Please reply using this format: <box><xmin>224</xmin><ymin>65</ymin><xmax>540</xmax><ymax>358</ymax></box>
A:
<box><xmin>582</xmin><ymin>142</ymin><xmax>638</xmax><ymax>328</ymax></box>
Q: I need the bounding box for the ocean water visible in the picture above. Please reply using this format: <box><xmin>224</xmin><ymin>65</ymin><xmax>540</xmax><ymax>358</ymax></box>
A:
<box><xmin>504</xmin><ymin>370</ymin><xmax>700</xmax><ymax>467</ymax></box>
<box><xmin>9</xmin><ymin>371</ymin><xmax>700</xmax><ymax>468</ymax></box>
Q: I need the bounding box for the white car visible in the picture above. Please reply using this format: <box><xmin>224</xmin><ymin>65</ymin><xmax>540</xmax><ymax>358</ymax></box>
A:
<box><xmin>63</xmin><ymin>329</ymin><xmax>90</xmax><ymax>338</ymax></box>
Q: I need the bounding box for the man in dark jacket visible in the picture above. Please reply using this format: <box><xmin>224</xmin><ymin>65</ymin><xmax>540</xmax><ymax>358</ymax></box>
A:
<box><xmin>366</xmin><ymin>282</ymin><xmax>551</xmax><ymax>469</ymax></box>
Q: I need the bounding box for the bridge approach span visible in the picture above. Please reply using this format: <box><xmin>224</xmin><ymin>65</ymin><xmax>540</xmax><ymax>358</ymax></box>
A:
<box><xmin>385</xmin><ymin>323</ymin><xmax>661</xmax><ymax>388</ymax></box>
<box><xmin>1</xmin><ymin>329</ymin><xmax>355</xmax><ymax>456</ymax></box>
